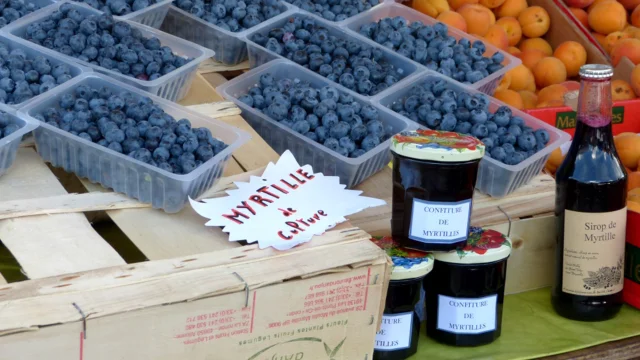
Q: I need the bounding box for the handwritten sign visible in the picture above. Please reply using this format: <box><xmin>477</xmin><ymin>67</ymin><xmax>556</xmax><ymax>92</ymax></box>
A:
<box><xmin>190</xmin><ymin>151</ymin><xmax>386</xmax><ymax>250</ymax></box>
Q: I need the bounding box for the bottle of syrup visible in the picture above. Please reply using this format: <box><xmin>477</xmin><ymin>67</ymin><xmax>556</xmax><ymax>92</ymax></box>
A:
<box><xmin>552</xmin><ymin>64</ymin><xmax>628</xmax><ymax>321</ymax></box>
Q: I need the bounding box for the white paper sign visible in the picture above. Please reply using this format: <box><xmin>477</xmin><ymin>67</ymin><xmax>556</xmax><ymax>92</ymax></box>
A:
<box><xmin>409</xmin><ymin>198</ymin><xmax>471</xmax><ymax>244</ymax></box>
<box><xmin>375</xmin><ymin>312</ymin><xmax>413</xmax><ymax>351</ymax></box>
<box><xmin>437</xmin><ymin>294</ymin><xmax>497</xmax><ymax>334</ymax></box>
<box><xmin>190</xmin><ymin>150</ymin><xmax>386</xmax><ymax>250</ymax></box>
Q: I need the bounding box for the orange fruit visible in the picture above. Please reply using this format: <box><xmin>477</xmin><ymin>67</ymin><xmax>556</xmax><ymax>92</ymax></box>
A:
<box><xmin>413</xmin><ymin>0</ymin><xmax>439</xmax><ymax>17</ymax></box>
<box><xmin>507</xmin><ymin>46</ymin><xmax>522</xmax><ymax>56</ymax></box>
<box><xmin>604</xmin><ymin>31</ymin><xmax>631</xmax><ymax>54</ymax></box>
<box><xmin>536</xmin><ymin>99</ymin><xmax>565</xmax><ymax>108</ymax></box>
<box><xmin>633</xmin><ymin>5</ymin><xmax>640</xmax><ymax>28</ymax></box>
<box><xmin>564</xmin><ymin>0</ymin><xmax>595</xmax><ymax>8</ymax></box>
<box><xmin>619</xmin><ymin>0</ymin><xmax>640</xmax><ymax>10</ymax></box>
<box><xmin>449</xmin><ymin>0</ymin><xmax>479</xmax><ymax>10</ymax></box>
<box><xmin>569</xmin><ymin>7</ymin><xmax>589</xmax><ymax>28</ymax></box>
<box><xmin>631</xmin><ymin>64</ymin><xmax>640</xmax><ymax>96</ymax></box>
<box><xmin>628</xmin><ymin>171</ymin><xmax>640</xmax><ymax>191</ymax></box>
<box><xmin>484</xmin><ymin>25</ymin><xmax>510</xmax><ymax>49</ymax></box>
<box><xmin>537</xmin><ymin>84</ymin><xmax>569</xmax><ymax>104</ymax></box>
<box><xmin>480</xmin><ymin>0</ymin><xmax>506</xmax><ymax>8</ymax></box>
<box><xmin>494</xmin><ymin>89</ymin><xmax>524</xmax><ymax>109</ymax></box>
<box><xmin>496</xmin><ymin>17</ymin><xmax>522</xmax><ymax>46</ymax></box>
<box><xmin>458</xmin><ymin>4</ymin><xmax>494</xmax><ymax>36</ymax></box>
<box><xmin>588</xmin><ymin>1</ymin><xmax>627</xmax><ymax>35</ymax></box>
<box><xmin>587</xmin><ymin>0</ymin><xmax>615</xmax><ymax>12</ymax></box>
<box><xmin>437</xmin><ymin>11</ymin><xmax>468</xmax><ymax>32</ymax></box>
<box><xmin>507</xmin><ymin>64</ymin><xmax>536</xmax><ymax>91</ymax></box>
<box><xmin>614</xmin><ymin>134</ymin><xmax>640</xmax><ymax>169</ymax></box>
<box><xmin>533</xmin><ymin>57</ymin><xmax>568</xmax><ymax>88</ymax></box>
<box><xmin>611</xmin><ymin>38</ymin><xmax>640</xmax><ymax>65</ymax></box>
<box><xmin>612</xmin><ymin>80</ymin><xmax>637</xmax><ymax>100</ymax></box>
<box><xmin>495</xmin><ymin>0</ymin><xmax>528</xmax><ymax>18</ymax></box>
<box><xmin>553</xmin><ymin>41</ymin><xmax>588</xmax><ymax>77</ymax></box>
<box><xmin>519</xmin><ymin>37</ymin><xmax>553</xmax><ymax>55</ymax></box>
<box><xmin>519</xmin><ymin>90</ymin><xmax>538</xmax><ymax>109</ymax></box>
<box><xmin>518</xmin><ymin>6</ymin><xmax>551</xmax><ymax>38</ymax></box>
<box><xmin>518</xmin><ymin>49</ymin><xmax>546</xmax><ymax>70</ymax></box>
<box><xmin>497</xmin><ymin>72</ymin><xmax>512</xmax><ymax>91</ymax></box>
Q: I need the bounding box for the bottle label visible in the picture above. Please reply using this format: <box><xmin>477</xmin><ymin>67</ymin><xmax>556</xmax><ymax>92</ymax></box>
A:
<box><xmin>408</xmin><ymin>198</ymin><xmax>471</xmax><ymax>244</ymax></box>
<box><xmin>436</xmin><ymin>294</ymin><xmax>497</xmax><ymax>334</ymax></box>
<box><xmin>562</xmin><ymin>208</ymin><xmax>626</xmax><ymax>296</ymax></box>
<box><xmin>374</xmin><ymin>312</ymin><xmax>413</xmax><ymax>351</ymax></box>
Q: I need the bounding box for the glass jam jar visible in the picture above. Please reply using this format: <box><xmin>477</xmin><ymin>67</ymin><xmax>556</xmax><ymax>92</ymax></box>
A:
<box><xmin>371</xmin><ymin>236</ymin><xmax>433</xmax><ymax>360</ymax></box>
<box><xmin>390</xmin><ymin>129</ymin><xmax>485</xmax><ymax>252</ymax></box>
<box><xmin>425</xmin><ymin>227</ymin><xmax>511</xmax><ymax>347</ymax></box>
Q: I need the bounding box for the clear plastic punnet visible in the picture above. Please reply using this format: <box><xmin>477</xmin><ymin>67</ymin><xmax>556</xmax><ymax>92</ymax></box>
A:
<box><xmin>375</xmin><ymin>72</ymin><xmax>571</xmax><ymax>197</ymax></box>
<box><xmin>116</xmin><ymin>0</ymin><xmax>174</xmax><ymax>28</ymax></box>
<box><xmin>218</xmin><ymin>59</ymin><xmax>416</xmax><ymax>188</ymax></box>
<box><xmin>2</xmin><ymin>1</ymin><xmax>215</xmax><ymax>102</ymax></box>
<box><xmin>160</xmin><ymin>4</ymin><xmax>294</xmax><ymax>66</ymax></box>
<box><xmin>0</xmin><ymin>35</ymin><xmax>90</xmax><ymax>109</ymax></box>
<box><xmin>0</xmin><ymin>105</ymin><xmax>39</xmax><ymax>177</ymax></box>
<box><xmin>343</xmin><ymin>2</ymin><xmax>521</xmax><ymax>96</ymax></box>
<box><xmin>244</xmin><ymin>10</ymin><xmax>422</xmax><ymax>99</ymax></box>
<box><xmin>18</xmin><ymin>73</ymin><xmax>251</xmax><ymax>213</ymax></box>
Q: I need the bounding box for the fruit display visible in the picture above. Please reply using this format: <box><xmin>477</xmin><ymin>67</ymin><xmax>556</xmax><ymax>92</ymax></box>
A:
<box><xmin>355</xmin><ymin>17</ymin><xmax>506</xmax><ymax>84</ymax></box>
<box><xmin>249</xmin><ymin>15</ymin><xmax>410</xmax><ymax>96</ymax></box>
<box><xmin>174</xmin><ymin>0</ymin><xmax>285</xmax><ymax>32</ymax></box>
<box><xmin>73</xmin><ymin>0</ymin><xmax>163</xmax><ymax>15</ymax></box>
<box><xmin>0</xmin><ymin>112</ymin><xmax>21</xmax><ymax>139</ymax></box>
<box><xmin>32</xmin><ymin>83</ymin><xmax>228</xmax><ymax>174</ymax></box>
<box><xmin>408</xmin><ymin>0</ymin><xmax>594</xmax><ymax>109</ymax></box>
<box><xmin>288</xmin><ymin>0</ymin><xmax>381</xmax><ymax>21</ymax></box>
<box><xmin>21</xmin><ymin>3</ymin><xmax>192</xmax><ymax>81</ymax></box>
<box><xmin>0</xmin><ymin>0</ymin><xmax>47</xmax><ymax>29</ymax></box>
<box><xmin>0</xmin><ymin>41</ymin><xmax>76</xmax><ymax>105</ymax></box>
<box><xmin>237</xmin><ymin>72</ymin><xmax>393</xmax><ymax>158</ymax></box>
<box><xmin>385</xmin><ymin>77</ymin><xmax>551</xmax><ymax>165</ymax></box>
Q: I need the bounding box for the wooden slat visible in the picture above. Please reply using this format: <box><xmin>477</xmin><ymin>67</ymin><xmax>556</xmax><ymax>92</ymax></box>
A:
<box><xmin>198</xmin><ymin>58</ymin><xmax>250</xmax><ymax>74</ymax></box>
<box><xmin>0</xmin><ymin>149</ymin><xmax>125</xmax><ymax>279</ymax></box>
<box><xmin>186</xmin><ymin>101</ymin><xmax>241</xmax><ymax>118</ymax></box>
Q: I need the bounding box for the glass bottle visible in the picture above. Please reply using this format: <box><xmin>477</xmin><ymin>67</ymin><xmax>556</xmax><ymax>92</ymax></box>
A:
<box><xmin>552</xmin><ymin>64</ymin><xmax>628</xmax><ymax>321</ymax></box>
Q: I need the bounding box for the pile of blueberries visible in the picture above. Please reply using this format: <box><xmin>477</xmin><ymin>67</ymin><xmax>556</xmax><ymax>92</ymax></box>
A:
<box><xmin>287</xmin><ymin>0</ymin><xmax>380</xmax><ymax>22</ymax></box>
<box><xmin>0</xmin><ymin>112</ymin><xmax>21</xmax><ymax>140</ymax></box>
<box><xmin>359</xmin><ymin>18</ymin><xmax>504</xmax><ymax>84</ymax></box>
<box><xmin>74</xmin><ymin>0</ymin><xmax>161</xmax><ymax>16</ymax></box>
<box><xmin>391</xmin><ymin>255</ymin><xmax>429</xmax><ymax>269</ymax></box>
<box><xmin>238</xmin><ymin>73</ymin><xmax>392</xmax><ymax>158</ymax></box>
<box><xmin>0</xmin><ymin>41</ymin><xmax>75</xmax><ymax>104</ymax></box>
<box><xmin>0</xmin><ymin>0</ymin><xmax>44</xmax><ymax>29</ymax></box>
<box><xmin>34</xmin><ymin>84</ymin><xmax>228</xmax><ymax>174</ymax></box>
<box><xmin>389</xmin><ymin>78</ymin><xmax>550</xmax><ymax>165</ymax></box>
<box><xmin>250</xmin><ymin>16</ymin><xmax>407</xmax><ymax>96</ymax></box>
<box><xmin>23</xmin><ymin>3</ymin><xmax>192</xmax><ymax>81</ymax></box>
<box><xmin>174</xmin><ymin>0</ymin><xmax>284</xmax><ymax>32</ymax></box>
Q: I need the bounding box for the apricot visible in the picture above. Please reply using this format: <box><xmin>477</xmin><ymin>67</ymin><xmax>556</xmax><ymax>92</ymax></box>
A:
<box><xmin>495</xmin><ymin>0</ymin><xmax>528</xmax><ymax>18</ymax></box>
<box><xmin>533</xmin><ymin>57</ymin><xmax>567</xmax><ymax>88</ymax></box>
<box><xmin>631</xmin><ymin>64</ymin><xmax>640</xmax><ymax>96</ymax></box>
<box><xmin>497</xmin><ymin>72</ymin><xmax>512</xmax><ymax>91</ymax></box>
<box><xmin>480</xmin><ymin>0</ymin><xmax>506</xmax><ymax>8</ymax></box>
<box><xmin>617</xmin><ymin>132</ymin><xmax>639</xmax><ymax>138</ymax></box>
<box><xmin>629</xmin><ymin>200</ymin><xmax>640</xmax><ymax>213</ymax></box>
<box><xmin>630</xmin><ymin>172</ymin><xmax>640</xmax><ymax>190</ymax></box>
<box><xmin>437</xmin><ymin>11</ymin><xmax>468</xmax><ymax>32</ymax></box>
<box><xmin>458</xmin><ymin>4</ymin><xmax>494</xmax><ymax>35</ymax></box>
<box><xmin>518</xmin><ymin>49</ymin><xmax>546</xmax><ymax>70</ymax></box>
<box><xmin>507</xmin><ymin>64</ymin><xmax>536</xmax><ymax>91</ymax></box>
<box><xmin>612</xmin><ymin>80</ymin><xmax>637</xmax><ymax>100</ymax></box>
<box><xmin>518</xmin><ymin>6</ymin><xmax>551</xmax><ymax>38</ymax></box>
<box><xmin>536</xmin><ymin>99</ymin><xmax>565</xmax><ymax>108</ymax></box>
<box><xmin>508</xmin><ymin>46</ymin><xmax>522</xmax><ymax>55</ymax></box>
<box><xmin>633</xmin><ymin>5</ymin><xmax>640</xmax><ymax>28</ymax></box>
<box><xmin>413</xmin><ymin>0</ymin><xmax>439</xmax><ymax>17</ymax></box>
<box><xmin>624</xmin><ymin>26</ymin><xmax>640</xmax><ymax>39</ymax></box>
<box><xmin>611</xmin><ymin>38</ymin><xmax>640</xmax><ymax>65</ymax></box>
<box><xmin>496</xmin><ymin>17</ymin><xmax>522</xmax><ymax>46</ymax></box>
<box><xmin>629</xmin><ymin>187</ymin><xmax>640</xmax><ymax>203</ymax></box>
<box><xmin>588</xmin><ymin>1</ymin><xmax>627</xmax><ymax>35</ymax></box>
<box><xmin>494</xmin><ymin>89</ymin><xmax>524</xmax><ymax>109</ymax></box>
<box><xmin>604</xmin><ymin>31</ymin><xmax>631</xmax><ymax>54</ymax></box>
<box><xmin>614</xmin><ymin>134</ymin><xmax>640</xmax><ymax>169</ymax></box>
<box><xmin>428</xmin><ymin>0</ymin><xmax>450</xmax><ymax>13</ymax></box>
<box><xmin>449</xmin><ymin>0</ymin><xmax>479</xmax><ymax>10</ymax></box>
<box><xmin>591</xmin><ymin>32</ymin><xmax>608</xmax><ymax>48</ymax></box>
<box><xmin>518</xmin><ymin>90</ymin><xmax>538</xmax><ymax>109</ymax></box>
<box><xmin>569</xmin><ymin>7</ymin><xmax>589</xmax><ymax>28</ymax></box>
<box><xmin>587</xmin><ymin>0</ymin><xmax>614</xmax><ymax>12</ymax></box>
<box><xmin>484</xmin><ymin>25</ymin><xmax>510</xmax><ymax>49</ymax></box>
<box><xmin>619</xmin><ymin>0</ymin><xmax>640</xmax><ymax>10</ymax></box>
<box><xmin>537</xmin><ymin>84</ymin><xmax>569</xmax><ymax>104</ymax></box>
<box><xmin>547</xmin><ymin>147</ymin><xmax>565</xmax><ymax>169</ymax></box>
<box><xmin>553</xmin><ymin>41</ymin><xmax>587</xmax><ymax>77</ymax></box>
<box><xmin>519</xmin><ymin>37</ymin><xmax>553</xmax><ymax>55</ymax></box>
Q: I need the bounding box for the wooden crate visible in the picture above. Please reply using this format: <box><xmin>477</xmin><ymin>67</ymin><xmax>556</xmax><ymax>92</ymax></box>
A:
<box><xmin>0</xmin><ymin>74</ymin><xmax>391</xmax><ymax>360</ymax></box>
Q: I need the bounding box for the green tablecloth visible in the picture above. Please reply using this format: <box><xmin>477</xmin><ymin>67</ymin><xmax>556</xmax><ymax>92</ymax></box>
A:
<box><xmin>412</xmin><ymin>288</ymin><xmax>640</xmax><ymax>359</ymax></box>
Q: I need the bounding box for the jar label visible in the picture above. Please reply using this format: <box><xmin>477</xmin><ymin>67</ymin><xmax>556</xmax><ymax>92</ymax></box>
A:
<box><xmin>374</xmin><ymin>312</ymin><xmax>413</xmax><ymax>351</ymax></box>
<box><xmin>562</xmin><ymin>208</ymin><xmax>626</xmax><ymax>296</ymax></box>
<box><xmin>409</xmin><ymin>198</ymin><xmax>471</xmax><ymax>244</ymax></box>
<box><xmin>437</xmin><ymin>294</ymin><xmax>497</xmax><ymax>334</ymax></box>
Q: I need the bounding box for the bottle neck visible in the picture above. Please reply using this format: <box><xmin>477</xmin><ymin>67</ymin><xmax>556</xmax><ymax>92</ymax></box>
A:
<box><xmin>573</xmin><ymin>78</ymin><xmax>614</xmax><ymax>146</ymax></box>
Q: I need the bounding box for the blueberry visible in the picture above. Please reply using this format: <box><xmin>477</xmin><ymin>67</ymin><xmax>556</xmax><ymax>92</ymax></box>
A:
<box><xmin>517</xmin><ymin>132</ymin><xmax>537</xmax><ymax>151</ymax></box>
<box><xmin>534</xmin><ymin>129</ymin><xmax>550</xmax><ymax>145</ymax></box>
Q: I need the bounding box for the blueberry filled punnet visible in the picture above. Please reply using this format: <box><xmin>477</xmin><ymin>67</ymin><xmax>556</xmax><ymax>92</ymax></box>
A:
<box><xmin>175</xmin><ymin>0</ymin><xmax>285</xmax><ymax>32</ymax></box>
<box><xmin>388</xmin><ymin>78</ymin><xmax>550</xmax><ymax>165</ymax></box>
<box><xmin>34</xmin><ymin>83</ymin><xmax>228</xmax><ymax>174</ymax></box>
<box><xmin>359</xmin><ymin>18</ymin><xmax>504</xmax><ymax>84</ymax></box>
<box><xmin>288</xmin><ymin>0</ymin><xmax>380</xmax><ymax>22</ymax></box>
<box><xmin>73</xmin><ymin>0</ymin><xmax>161</xmax><ymax>16</ymax></box>
<box><xmin>23</xmin><ymin>3</ymin><xmax>193</xmax><ymax>81</ymax></box>
<box><xmin>250</xmin><ymin>16</ymin><xmax>408</xmax><ymax>96</ymax></box>
<box><xmin>0</xmin><ymin>0</ymin><xmax>46</xmax><ymax>29</ymax></box>
<box><xmin>238</xmin><ymin>72</ymin><xmax>393</xmax><ymax>158</ymax></box>
<box><xmin>0</xmin><ymin>112</ymin><xmax>21</xmax><ymax>139</ymax></box>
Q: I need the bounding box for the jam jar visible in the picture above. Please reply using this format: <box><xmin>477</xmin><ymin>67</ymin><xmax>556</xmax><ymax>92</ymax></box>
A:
<box><xmin>425</xmin><ymin>227</ymin><xmax>511</xmax><ymax>346</ymax></box>
<box><xmin>390</xmin><ymin>129</ymin><xmax>485</xmax><ymax>252</ymax></box>
<box><xmin>371</xmin><ymin>237</ymin><xmax>433</xmax><ymax>360</ymax></box>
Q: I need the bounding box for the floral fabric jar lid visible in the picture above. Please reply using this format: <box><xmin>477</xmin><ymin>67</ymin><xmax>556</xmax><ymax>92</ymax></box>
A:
<box><xmin>433</xmin><ymin>227</ymin><xmax>512</xmax><ymax>265</ymax></box>
<box><xmin>390</xmin><ymin>129</ymin><xmax>485</xmax><ymax>162</ymax></box>
<box><xmin>371</xmin><ymin>236</ymin><xmax>434</xmax><ymax>280</ymax></box>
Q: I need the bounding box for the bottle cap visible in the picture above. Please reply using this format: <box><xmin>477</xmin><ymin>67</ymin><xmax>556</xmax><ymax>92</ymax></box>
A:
<box><xmin>390</xmin><ymin>129</ymin><xmax>485</xmax><ymax>163</ymax></box>
<box><xmin>579</xmin><ymin>64</ymin><xmax>614</xmax><ymax>80</ymax></box>
<box><xmin>371</xmin><ymin>236</ymin><xmax>434</xmax><ymax>280</ymax></box>
<box><xmin>433</xmin><ymin>227</ymin><xmax>511</xmax><ymax>265</ymax></box>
